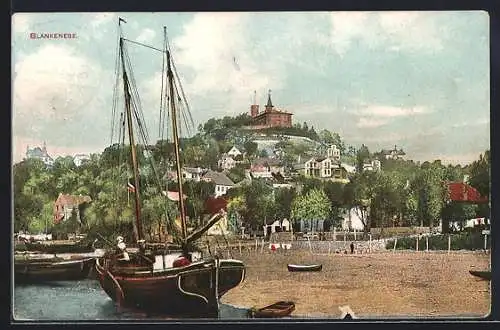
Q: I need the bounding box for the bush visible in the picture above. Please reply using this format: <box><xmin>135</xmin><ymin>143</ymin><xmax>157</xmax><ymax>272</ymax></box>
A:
<box><xmin>385</xmin><ymin>232</ymin><xmax>490</xmax><ymax>251</ymax></box>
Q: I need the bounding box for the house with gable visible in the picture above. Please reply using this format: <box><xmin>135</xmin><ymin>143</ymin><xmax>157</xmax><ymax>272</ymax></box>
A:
<box><xmin>25</xmin><ymin>142</ymin><xmax>54</xmax><ymax>166</ymax></box>
<box><xmin>226</xmin><ymin>146</ymin><xmax>242</xmax><ymax>158</ymax></box>
<box><xmin>380</xmin><ymin>145</ymin><xmax>406</xmax><ymax>160</ymax></box>
<box><xmin>53</xmin><ymin>193</ymin><xmax>92</xmax><ymax>224</ymax></box>
<box><xmin>249</xmin><ymin>157</ymin><xmax>284</xmax><ymax>179</ymax></box>
<box><xmin>202</xmin><ymin>170</ymin><xmax>235</xmax><ymax>197</ymax></box>
<box><xmin>73</xmin><ymin>154</ymin><xmax>90</xmax><ymax>167</ymax></box>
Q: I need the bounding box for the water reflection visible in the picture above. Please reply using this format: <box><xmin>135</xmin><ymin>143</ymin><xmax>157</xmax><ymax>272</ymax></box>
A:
<box><xmin>13</xmin><ymin>279</ymin><xmax>249</xmax><ymax>321</ymax></box>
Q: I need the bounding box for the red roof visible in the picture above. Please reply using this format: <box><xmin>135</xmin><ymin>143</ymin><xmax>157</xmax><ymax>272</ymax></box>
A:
<box><xmin>447</xmin><ymin>182</ymin><xmax>488</xmax><ymax>204</ymax></box>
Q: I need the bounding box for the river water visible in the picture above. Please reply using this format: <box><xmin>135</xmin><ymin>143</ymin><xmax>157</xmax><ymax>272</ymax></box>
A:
<box><xmin>13</xmin><ymin>279</ymin><xmax>250</xmax><ymax>321</ymax></box>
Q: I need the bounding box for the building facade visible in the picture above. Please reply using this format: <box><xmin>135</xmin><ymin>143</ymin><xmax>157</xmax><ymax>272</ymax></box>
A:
<box><xmin>53</xmin><ymin>193</ymin><xmax>92</xmax><ymax>224</ymax></box>
<box><xmin>250</xmin><ymin>90</ymin><xmax>293</xmax><ymax>128</ymax></box>
<box><xmin>25</xmin><ymin>142</ymin><xmax>54</xmax><ymax>166</ymax></box>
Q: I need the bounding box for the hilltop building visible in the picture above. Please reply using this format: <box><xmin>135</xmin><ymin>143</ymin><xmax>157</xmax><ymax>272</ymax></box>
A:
<box><xmin>381</xmin><ymin>145</ymin><xmax>406</xmax><ymax>160</ymax></box>
<box><xmin>25</xmin><ymin>142</ymin><xmax>54</xmax><ymax>166</ymax></box>
<box><xmin>250</xmin><ymin>90</ymin><xmax>293</xmax><ymax>129</ymax></box>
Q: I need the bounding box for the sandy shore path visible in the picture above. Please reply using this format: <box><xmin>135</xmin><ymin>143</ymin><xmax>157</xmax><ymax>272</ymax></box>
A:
<box><xmin>220</xmin><ymin>250</ymin><xmax>490</xmax><ymax>318</ymax></box>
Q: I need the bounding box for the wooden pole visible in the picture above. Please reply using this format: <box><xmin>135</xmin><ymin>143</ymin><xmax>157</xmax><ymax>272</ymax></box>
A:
<box><xmin>354</xmin><ymin>229</ymin><xmax>357</xmax><ymax>241</ymax></box>
<box><xmin>484</xmin><ymin>234</ymin><xmax>487</xmax><ymax>251</ymax></box>
<box><xmin>447</xmin><ymin>235</ymin><xmax>451</xmax><ymax>254</ymax></box>
<box><xmin>328</xmin><ymin>241</ymin><xmax>331</xmax><ymax>255</ymax></box>
<box><xmin>308</xmin><ymin>237</ymin><xmax>312</xmax><ymax>253</ymax></box>
<box><xmin>426</xmin><ymin>236</ymin><xmax>429</xmax><ymax>252</ymax></box>
<box><xmin>393</xmin><ymin>238</ymin><xmax>397</xmax><ymax>253</ymax></box>
<box><xmin>255</xmin><ymin>239</ymin><xmax>258</xmax><ymax>251</ymax></box>
<box><xmin>369</xmin><ymin>234</ymin><xmax>372</xmax><ymax>253</ymax></box>
<box><xmin>261</xmin><ymin>239</ymin><xmax>264</xmax><ymax>253</ymax></box>
<box><xmin>416</xmin><ymin>236</ymin><xmax>419</xmax><ymax>252</ymax></box>
<box><xmin>333</xmin><ymin>227</ymin><xmax>336</xmax><ymax>241</ymax></box>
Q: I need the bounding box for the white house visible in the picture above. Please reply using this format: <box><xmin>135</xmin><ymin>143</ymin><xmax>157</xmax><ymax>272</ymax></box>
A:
<box><xmin>250</xmin><ymin>158</ymin><xmax>284</xmax><ymax>179</ymax></box>
<box><xmin>381</xmin><ymin>145</ymin><xmax>406</xmax><ymax>160</ymax></box>
<box><xmin>363</xmin><ymin>159</ymin><xmax>381</xmax><ymax>172</ymax></box>
<box><xmin>73</xmin><ymin>154</ymin><xmax>90</xmax><ymax>167</ymax></box>
<box><xmin>25</xmin><ymin>142</ymin><xmax>54</xmax><ymax>166</ymax></box>
<box><xmin>341</xmin><ymin>207</ymin><xmax>366</xmax><ymax>231</ymax></box>
<box><xmin>218</xmin><ymin>155</ymin><xmax>237</xmax><ymax>170</ymax></box>
<box><xmin>202</xmin><ymin>170</ymin><xmax>235</xmax><ymax>197</ymax></box>
<box><xmin>263</xmin><ymin>219</ymin><xmax>292</xmax><ymax>237</ymax></box>
<box><xmin>181</xmin><ymin>167</ymin><xmax>207</xmax><ymax>182</ymax></box>
<box><xmin>227</xmin><ymin>146</ymin><xmax>242</xmax><ymax>158</ymax></box>
<box><xmin>327</xmin><ymin>144</ymin><xmax>341</xmax><ymax>161</ymax></box>
<box><xmin>303</xmin><ymin>157</ymin><xmax>348</xmax><ymax>181</ymax></box>
<box><xmin>341</xmin><ymin>163</ymin><xmax>357</xmax><ymax>175</ymax></box>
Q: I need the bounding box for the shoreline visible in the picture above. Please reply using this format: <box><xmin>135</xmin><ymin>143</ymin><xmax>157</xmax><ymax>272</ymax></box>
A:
<box><xmin>220</xmin><ymin>250</ymin><xmax>490</xmax><ymax>318</ymax></box>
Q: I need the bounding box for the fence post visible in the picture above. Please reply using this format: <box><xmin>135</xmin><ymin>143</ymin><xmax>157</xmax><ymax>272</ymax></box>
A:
<box><xmin>308</xmin><ymin>237</ymin><xmax>313</xmax><ymax>254</ymax></box>
<box><xmin>447</xmin><ymin>235</ymin><xmax>451</xmax><ymax>254</ymax></box>
<box><xmin>328</xmin><ymin>241</ymin><xmax>331</xmax><ymax>255</ymax></box>
<box><xmin>261</xmin><ymin>239</ymin><xmax>265</xmax><ymax>254</ymax></box>
<box><xmin>333</xmin><ymin>228</ymin><xmax>337</xmax><ymax>241</ymax></box>
<box><xmin>354</xmin><ymin>229</ymin><xmax>357</xmax><ymax>241</ymax></box>
<box><xmin>484</xmin><ymin>234</ymin><xmax>487</xmax><ymax>251</ymax></box>
<box><xmin>426</xmin><ymin>236</ymin><xmax>429</xmax><ymax>252</ymax></box>
<box><xmin>369</xmin><ymin>234</ymin><xmax>372</xmax><ymax>253</ymax></box>
<box><xmin>255</xmin><ymin>239</ymin><xmax>258</xmax><ymax>252</ymax></box>
<box><xmin>416</xmin><ymin>236</ymin><xmax>419</xmax><ymax>252</ymax></box>
<box><xmin>393</xmin><ymin>238</ymin><xmax>397</xmax><ymax>253</ymax></box>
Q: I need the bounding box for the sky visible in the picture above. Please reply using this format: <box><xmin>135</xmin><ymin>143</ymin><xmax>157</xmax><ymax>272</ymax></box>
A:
<box><xmin>11</xmin><ymin>11</ymin><xmax>490</xmax><ymax>165</ymax></box>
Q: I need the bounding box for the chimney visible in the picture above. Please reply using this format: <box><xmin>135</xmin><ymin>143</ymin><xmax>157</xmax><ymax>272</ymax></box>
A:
<box><xmin>250</xmin><ymin>104</ymin><xmax>259</xmax><ymax>117</ymax></box>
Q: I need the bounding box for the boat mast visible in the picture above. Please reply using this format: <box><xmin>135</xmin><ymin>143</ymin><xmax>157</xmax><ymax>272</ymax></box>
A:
<box><xmin>119</xmin><ymin>35</ymin><xmax>143</xmax><ymax>242</ymax></box>
<box><xmin>166</xmin><ymin>46</ymin><xmax>188</xmax><ymax>243</ymax></box>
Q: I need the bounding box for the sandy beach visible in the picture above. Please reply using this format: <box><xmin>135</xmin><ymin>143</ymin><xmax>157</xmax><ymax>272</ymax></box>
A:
<box><xmin>221</xmin><ymin>249</ymin><xmax>491</xmax><ymax>318</ymax></box>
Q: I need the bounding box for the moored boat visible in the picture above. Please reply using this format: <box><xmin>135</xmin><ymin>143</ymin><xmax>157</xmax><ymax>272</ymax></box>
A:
<box><xmin>95</xmin><ymin>18</ymin><xmax>245</xmax><ymax>317</ymax></box>
<box><xmin>14</xmin><ymin>255</ymin><xmax>95</xmax><ymax>283</ymax></box>
<box><xmin>287</xmin><ymin>264</ymin><xmax>322</xmax><ymax>272</ymax></box>
<box><xmin>249</xmin><ymin>301</ymin><xmax>295</xmax><ymax>318</ymax></box>
<box><xmin>469</xmin><ymin>270</ymin><xmax>491</xmax><ymax>281</ymax></box>
<box><xmin>23</xmin><ymin>240</ymin><xmax>94</xmax><ymax>254</ymax></box>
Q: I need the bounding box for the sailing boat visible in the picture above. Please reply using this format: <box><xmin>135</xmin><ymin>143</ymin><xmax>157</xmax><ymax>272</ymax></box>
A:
<box><xmin>94</xmin><ymin>20</ymin><xmax>245</xmax><ymax>316</ymax></box>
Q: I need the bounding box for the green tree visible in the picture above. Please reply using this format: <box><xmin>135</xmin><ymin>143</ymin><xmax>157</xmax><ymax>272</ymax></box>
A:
<box><xmin>291</xmin><ymin>188</ymin><xmax>331</xmax><ymax>230</ymax></box>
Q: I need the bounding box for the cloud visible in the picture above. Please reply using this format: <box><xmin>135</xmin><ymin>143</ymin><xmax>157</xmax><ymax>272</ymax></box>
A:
<box><xmin>12</xmin><ymin>13</ymin><xmax>31</xmax><ymax>34</ymax></box>
<box><xmin>136</xmin><ymin>28</ymin><xmax>156</xmax><ymax>43</ymax></box>
<box><xmin>90</xmin><ymin>13</ymin><xmax>117</xmax><ymax>28</ymax></box>
<box><xmin>142</xmin><ymin>13</ymin><xmax>285</xmax><ymax>119</ymax></box>
<box><xmin>12</xmin><ymin>44</ymin><xmax>110</xmax><ymax>151</ymax></box>
<box><xmin>357</xmin><ymin>105</ymin><xmax>430</xmax><ymax>117</ymax></box>
<box><xmin>352</xmin><ymin>104</ymin><xmax>430</xmax><ymax>128</ymax></box>
<box><xmin>356</xmin><ymin>118</ymin><xmax>390</xmax><ymax>128</ymax></box>
<box><xmin>329</xmin><ymin>12</ymin><xmax>445</xmax><ymax>55</ymax></box>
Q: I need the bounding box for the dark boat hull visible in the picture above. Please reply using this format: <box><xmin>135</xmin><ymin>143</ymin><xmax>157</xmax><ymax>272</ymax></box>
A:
<box><xmin>469</xmin><ymin>270</ymin><xmax>491</xmax><ymax>281</ymax></box>
<box><xmin>95</xmin><ymin>257</ymin><xmax>245</xmax><ymax>316</ymax></box>
<box><xmin>14</xmin><ymin>257</ymin><xmax>95</xmax><ymax>283</ymax></box>
<box><xmin>24</xmin><ymin>241</ymin><xmax>93</xmax><ymax>254</ymax></box>
<box><xmin>250</xmin><ymin>301</ymin><xmax>295</xmax><ymax>318</ymax></box>
<box><xmin>287</xmin><ymin>264</ymin><xmax>322</xmax><ymax>272</ymax></box>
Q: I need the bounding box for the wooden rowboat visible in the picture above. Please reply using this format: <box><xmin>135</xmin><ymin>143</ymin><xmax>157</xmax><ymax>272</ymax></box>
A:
<box><xmin>469</xmin><ymin>270</ymin><xmax>491</xmax><ymax>281</ymax></box>
<box><xmin>15</xmin><ymin>256</ymin><xmax>95</xmax><ymax>283</ymax></box>
<box><xmin>287</xmin><ymin>264</ymin><xmax>322</xmax><ymax>272</ymax></box>
<box><xmin>249</xmin><ymin>301</ymin><xmax>295</xmax><ymax>318</ymax></box>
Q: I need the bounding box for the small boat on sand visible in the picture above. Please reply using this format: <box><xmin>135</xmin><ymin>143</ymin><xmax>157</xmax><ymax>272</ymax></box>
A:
<box><xmin>469</xmin><ymin>270</ymin><xmax>491</xmax><ymax>281</ymax></box>
<box><xmin>287</xmin><ymin>264</ymin><xmax>322</xmax><ymax>272</ymax></box>
<box><xmin>249</xmin><ymin>301</ymin><xmax>295</xmax><ymax>318</ymax></box>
